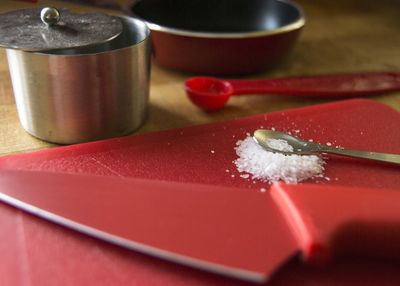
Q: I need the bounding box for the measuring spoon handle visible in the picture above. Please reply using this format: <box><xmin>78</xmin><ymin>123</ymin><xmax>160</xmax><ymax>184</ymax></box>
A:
<box><xmin>229</xmin><ymin>72</ymin><xmax>400</xmax><ymax>97</ymax></box>
<box><xmin>319</xmin><ymin>146</ymin><xmax>400</xmax><ymax>165</ymax></box>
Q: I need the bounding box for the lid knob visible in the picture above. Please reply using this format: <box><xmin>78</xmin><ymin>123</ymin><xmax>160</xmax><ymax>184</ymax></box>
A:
<box><xmin>40</xmin><ymin>7</ymin><xmax>60</xmax><ymax>26</ymax></box>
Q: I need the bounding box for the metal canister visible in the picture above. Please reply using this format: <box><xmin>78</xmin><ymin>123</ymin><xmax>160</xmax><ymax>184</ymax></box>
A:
<box><xmin>1</xmin><ymin>8</ymin><xmax>151</xmax><ymax>144</ymax></box>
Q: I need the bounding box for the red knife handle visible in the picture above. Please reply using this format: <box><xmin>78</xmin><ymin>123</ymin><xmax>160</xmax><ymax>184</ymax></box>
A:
<box><xmin>271</xmin><ymin>183</ymin><xmax>400</xmax><ymax>265</ymax></box>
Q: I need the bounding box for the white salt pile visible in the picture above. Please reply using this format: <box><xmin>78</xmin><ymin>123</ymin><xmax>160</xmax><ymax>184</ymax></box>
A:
<box><xmin>234</xmin><ymin>135</ymin><xmax>325</xmax><ymax>184</ymax></box>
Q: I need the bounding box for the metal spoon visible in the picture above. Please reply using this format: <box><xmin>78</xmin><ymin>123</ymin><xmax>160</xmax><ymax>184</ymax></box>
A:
<box><xmin>253</xmin><ymin>129</ymin><xmax>400</xmax><ymax>165</ymax></box>
<box><xmin>185</xmin><ymin>72</ymin><xmax>400</xmax><ymax>110</ymax></box>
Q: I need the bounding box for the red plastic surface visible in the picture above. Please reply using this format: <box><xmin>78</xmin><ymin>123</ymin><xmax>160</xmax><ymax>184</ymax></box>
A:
<box><xmin>0</xmin><ymin>170</ymin><xmax>297</xmax><ymax>282</ymax></box>
<box><xmin>271</xmin><ymin>183</ymin><xmax>400</xmax><ymax>265</ymax></box>
<box><xmin>185</xmin><ymin>72</ymin><xmax>400</xmax><ymax>110</ymax></box>
<box><xmin>229</xmin><ymin>72</ymin><xmax>400</xmax><ymax>96</ymax></box>
<box><xmin>1</xmin><ymin>99</ymin><xmax>400</xmax><ymax>285</ymax></box>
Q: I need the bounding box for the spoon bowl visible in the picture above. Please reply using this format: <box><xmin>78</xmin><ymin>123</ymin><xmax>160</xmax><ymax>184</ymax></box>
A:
<box><xmin>185</xmin><ymin>77</ymin><xmax>233</xmax><ymax>110</ymax></box>
<box><xmin>253</xmin><ymin>129</ymin><xmax>400</xmax><ymax>165</ymax></box>
<box><xmin>253</xmin><ymin>130</ymin><xmax>321</xmax><ymax>155</ymax></box>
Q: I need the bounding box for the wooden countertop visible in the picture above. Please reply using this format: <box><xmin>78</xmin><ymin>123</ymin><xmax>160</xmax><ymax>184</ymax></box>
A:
<box><xmin>1</xmin><ymin>0</ymin><xmax>400</xmax><ymax>156</ymax></box>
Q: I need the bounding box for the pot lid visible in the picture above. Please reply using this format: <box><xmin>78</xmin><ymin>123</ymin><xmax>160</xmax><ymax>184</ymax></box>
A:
<box><xmin>0</xmin><ymin>7</ymin><xmax>123</xmax><ymax>51</ymax></box>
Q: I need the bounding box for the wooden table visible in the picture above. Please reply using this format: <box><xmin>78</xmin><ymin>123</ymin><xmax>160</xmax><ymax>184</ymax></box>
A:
<box><xmin>1</xmin><ymin>0</ymin><xmax>400</xmax><ymax>156</ymax></box>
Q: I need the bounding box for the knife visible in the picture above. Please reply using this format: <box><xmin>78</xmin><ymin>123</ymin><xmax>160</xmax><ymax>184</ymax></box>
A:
<box><xmin>0</xmin><ymin>170</ymin><xmax>399</xmax><ymax>283</ymax></box>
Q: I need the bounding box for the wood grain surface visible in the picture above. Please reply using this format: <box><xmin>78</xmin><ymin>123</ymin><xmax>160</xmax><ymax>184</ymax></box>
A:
<box><xmin>1</xmin><ymin>0</ymin><xmax>400</xmax><ymax>155</ymax></box>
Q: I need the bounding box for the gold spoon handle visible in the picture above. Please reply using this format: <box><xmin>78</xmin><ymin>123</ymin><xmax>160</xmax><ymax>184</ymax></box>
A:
<box><xmin>319</xmin><ymin>146</ymin><xmax>400</xmax><ymax>165</ymax></box>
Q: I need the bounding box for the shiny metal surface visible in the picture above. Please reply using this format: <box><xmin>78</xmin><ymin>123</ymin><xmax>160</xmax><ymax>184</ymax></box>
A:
<box><xmin>0</xmin><ymin>8</ymin><xmax>123</xmax><ymax>51</ymax></box>
<box><xmin>254</xmin><ymin>129</ymin><xmax>400</xmax><ymax>165</ymax></box>
<box><xmin>40</xmin><ymin>7</ymin><xmax>60</xmax><ymax>26</ymax></box>
<box><xmin>6</xmin><ymin>16</ymin><xmax>151</xmax><ymax>144</ymax></box>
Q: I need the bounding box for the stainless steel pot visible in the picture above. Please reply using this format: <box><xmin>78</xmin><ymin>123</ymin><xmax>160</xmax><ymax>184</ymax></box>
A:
<box><xmin>3</xmin><ymin>10</ymin><xmax>151</xmax><ymax>144</ymax></box>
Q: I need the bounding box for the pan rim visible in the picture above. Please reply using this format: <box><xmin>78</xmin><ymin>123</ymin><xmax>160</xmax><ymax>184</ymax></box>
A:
<box><xmin>133</xmin><ymin>0</ymin><xmax>306</xmax><ymax>39</ymax></box>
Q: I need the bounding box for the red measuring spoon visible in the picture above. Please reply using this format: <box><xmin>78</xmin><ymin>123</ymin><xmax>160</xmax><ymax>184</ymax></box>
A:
<box><xmin>185</xmin><ymin>72</ymin><xmax>400</xmax><ymax>110</ymax></box>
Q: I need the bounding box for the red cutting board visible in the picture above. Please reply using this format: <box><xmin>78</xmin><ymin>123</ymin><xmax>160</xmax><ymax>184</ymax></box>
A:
<box><xmin>0</xmin><ymin>99</ymin><xmax>400</xmax><ymax>285</ymax></box>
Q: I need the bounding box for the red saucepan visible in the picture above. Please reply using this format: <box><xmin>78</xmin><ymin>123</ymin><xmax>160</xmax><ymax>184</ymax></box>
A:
<box><xmin>129</xmin><ymin>0</ymin><xmax>305</xmax><ymax>75</ymax></box>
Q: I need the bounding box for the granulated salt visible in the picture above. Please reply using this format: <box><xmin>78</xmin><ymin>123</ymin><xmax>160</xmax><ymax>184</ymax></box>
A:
<box><xmin>234</xmin><ymin>135</ymin><xmax>325</xmax><ymax>184</ymax></box>
<box><xmin>265</xmin><ymin>139</ymin><xmax>293</xmax><ymax>152</ymax></box>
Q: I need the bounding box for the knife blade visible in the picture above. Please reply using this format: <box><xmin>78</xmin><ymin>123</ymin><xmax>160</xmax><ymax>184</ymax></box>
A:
<box><xmin>0</xmin><ymin>170</ymin><xmax>399</xmax><ymax>283</ymax></box>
